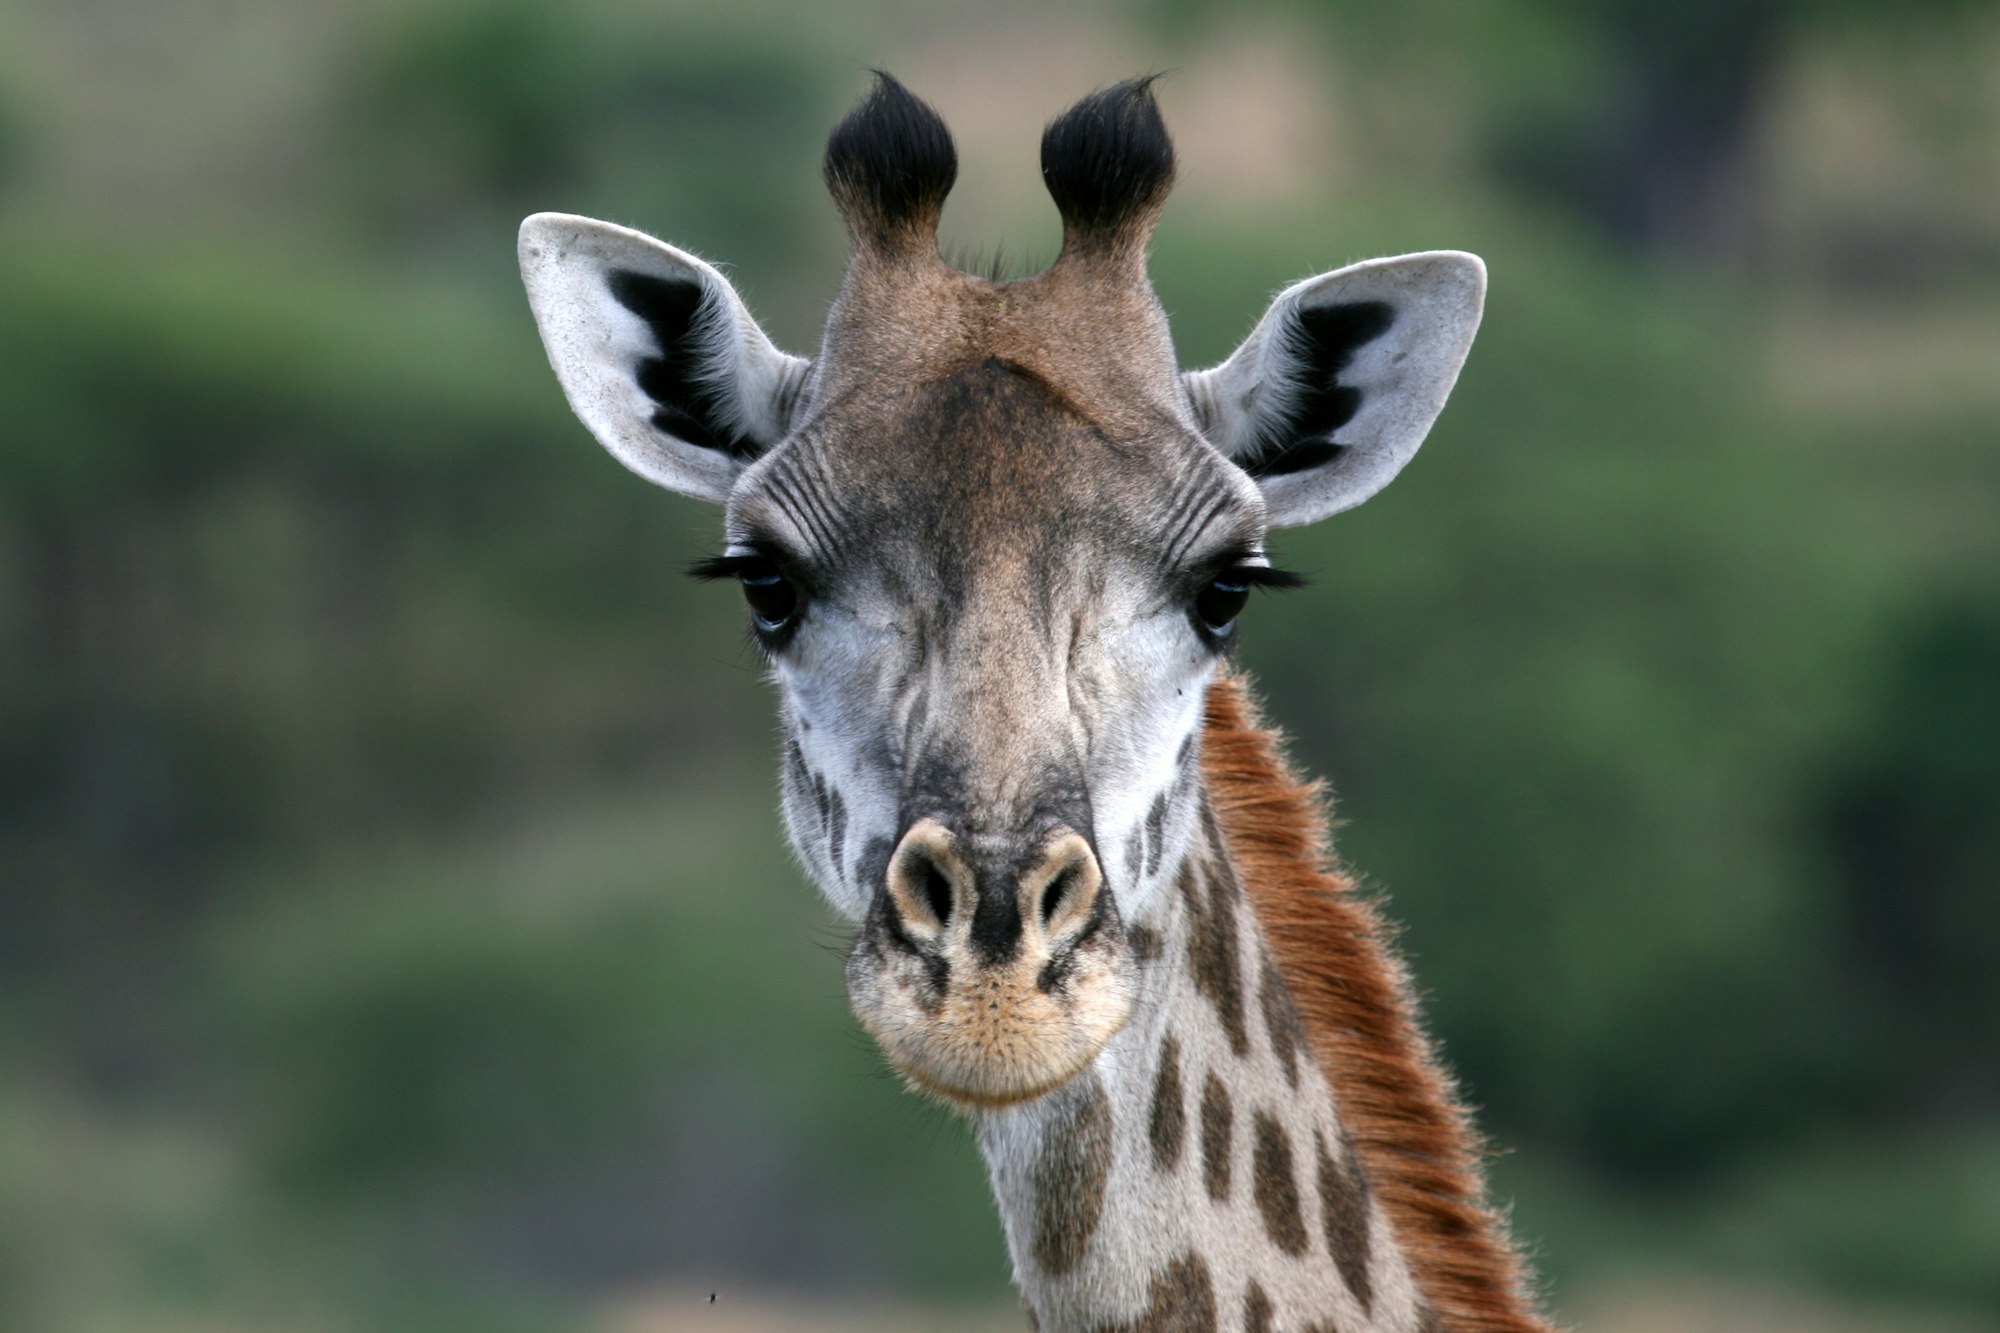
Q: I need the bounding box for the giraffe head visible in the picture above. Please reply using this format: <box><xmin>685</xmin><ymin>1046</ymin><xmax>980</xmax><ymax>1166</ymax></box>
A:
<box><xmin>519</xmin><ymin>76</ymin><xmax>1484</xmax><ymax>1108</ymax></box>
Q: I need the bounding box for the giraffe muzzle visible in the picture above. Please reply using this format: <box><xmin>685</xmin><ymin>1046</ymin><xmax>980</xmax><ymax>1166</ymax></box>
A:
<box><xmin>846</xmin><ymin>818</ymin><xmax>1138</xmax><ymax>1107</ymax></box>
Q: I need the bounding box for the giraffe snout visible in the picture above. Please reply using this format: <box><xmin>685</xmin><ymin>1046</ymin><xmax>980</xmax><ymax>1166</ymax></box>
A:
<box><xmin>884</xmin><ymin>820</ymin><xmax>1106</xmax><ymax>960</ymax></box>
<box><xmin>852</xmin><ymin>820</ymin><xmax>1136</xmax><ymax>1107</ymax></box>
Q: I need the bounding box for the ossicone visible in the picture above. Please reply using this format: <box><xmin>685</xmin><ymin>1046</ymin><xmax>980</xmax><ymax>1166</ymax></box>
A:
<box><xmin>823</xmin><ymin>72</ymin><xmax>958</xmax><ymax>254</ymax></box>
<box><xmin>1041</xmin><ymin>76</ymin><xmax>1176</xmax><ymax>258</ymax></box>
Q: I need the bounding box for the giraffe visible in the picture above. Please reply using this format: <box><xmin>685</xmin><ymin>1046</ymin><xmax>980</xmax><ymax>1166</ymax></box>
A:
<box><xmin>518</xmin><ymin>75</ymin><xmax>1556</xmax><ymax>1333</ymax></box>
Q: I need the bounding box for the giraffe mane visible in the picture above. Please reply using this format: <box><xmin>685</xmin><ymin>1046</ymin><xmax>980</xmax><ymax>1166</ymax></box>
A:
<box><xmin>1201</xmin><ymin>673</ymin><xmax>1556</xmax><ymax>1333</ymax></box>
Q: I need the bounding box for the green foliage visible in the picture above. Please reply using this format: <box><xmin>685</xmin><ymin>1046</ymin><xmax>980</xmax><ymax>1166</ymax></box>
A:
<box><xmin>1817</xmin><ymin>586</ymin><xmax>2000</xmax><ymax>1115</ymax></box>
<box><xmin>1181</xmin><ymin>0</ymin><xmax>1996</xmax><ymax>260</ymax></box>
<box><xmin>335</xmin><ymin>5</ymin><xmax>838</xmax><ymax>288</ymax></box>
<box><xmin>0</xmin><ymin>240</ymin><xmax>565</xmax><ymax>510</ymax></box>
<box><xmin>1710</xmin><ymin>1127</ymin><xmax>2000</xmax><ymax>1309</ymax></box>
<box><xmin>212</xmin><ymin>787</ymin><xmax>1005</xmax><ymax>1298</ymax></box>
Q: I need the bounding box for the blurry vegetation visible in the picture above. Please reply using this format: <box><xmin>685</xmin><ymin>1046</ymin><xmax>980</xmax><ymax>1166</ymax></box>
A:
<box><xmin>1151</xmin><ymin>0</ymin><xmax>1995</xmax><ymax>266</ymax></box>
<box><xmin>1</xmin><ymin>1</ymin><xmax>1997</xmax><ymax>1330</ymax></box>
<box><xmin>337</xmin><ymin>3</ymin><xmax>831</xmax><ymax>271</ymax></box>
<box><xmin>1820</xmin><ymin>589</ymin><xmax>2000</xmax><ymax>1121</ymax></box>
<box><xmin>0</xmin><ymin>94</ymin><xmax>22</xmax><ymax>196</ymax></box>
<box><xmin>1461</xmin><ymin>0</ymin><xmax>1992</xmax><ymax>262</ymax></box>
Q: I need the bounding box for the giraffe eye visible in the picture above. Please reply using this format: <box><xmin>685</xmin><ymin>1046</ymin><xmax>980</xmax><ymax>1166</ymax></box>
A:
<box><xmin>1194</xmin><ymin>572</ymin><xmax>1252</xmax><ymax>635</ymax></box>
<box><xmin>739</xmin><ymin>561</ymin><xmax>800</xmax><ymax>629</ymax></box>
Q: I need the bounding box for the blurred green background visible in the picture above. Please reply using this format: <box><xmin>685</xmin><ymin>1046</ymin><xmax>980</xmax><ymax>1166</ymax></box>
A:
<box><xmin>3</xmin><ymin>0</ymin><xmax>1997</xmax><ymax>1329</ymax></box>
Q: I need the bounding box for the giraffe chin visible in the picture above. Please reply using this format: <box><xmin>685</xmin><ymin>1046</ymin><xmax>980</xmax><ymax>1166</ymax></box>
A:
<box><xmin>847</xmin><ymin>945</ymin><xmax>1138</xmax><ymax>1110</ymax></box>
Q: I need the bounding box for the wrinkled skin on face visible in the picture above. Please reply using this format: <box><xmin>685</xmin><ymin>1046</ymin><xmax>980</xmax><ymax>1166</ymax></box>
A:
<box><xmin>729</xmin><ymin>358</ymin><xmax>1268</xmax><ymax>1106</ymax></box>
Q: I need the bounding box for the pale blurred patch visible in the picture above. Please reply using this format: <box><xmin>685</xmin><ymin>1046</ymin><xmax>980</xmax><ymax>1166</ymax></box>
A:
<box><xmin>1769</xmin><ymin>300</ymin><xmax>2000</xmax><ymax>423</ymax></box>
<box><xmin>607</xmin><ymin>1290</ymin><xmax>1026</xmax><ymax>1333</ymax></box>
<box><xmin>1567</xmin><ymin>1275</ymin><xmax>1996</xmax><ymax>1333</ymax></box>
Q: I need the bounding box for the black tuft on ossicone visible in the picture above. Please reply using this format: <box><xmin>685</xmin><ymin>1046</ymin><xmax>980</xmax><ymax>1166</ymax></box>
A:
<box><xmin>1041</xmin><ymin>77</ymin><xmax>1176</xmax><ymax>248</ymax></box>
<box><xmin>824</xmin><ymin>72</ymin><xmax>958</xmax><ymax>245</ymax></box>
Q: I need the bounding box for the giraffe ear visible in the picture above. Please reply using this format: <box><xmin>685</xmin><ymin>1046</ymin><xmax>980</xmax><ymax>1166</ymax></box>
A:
<box><xmin>1184</xmin><ymin>251</ymin><xmax>1485</xmax><ymax>528</ymax></box>
<box><xmin>519</xmin><ymin>213</ymin><xmax>811</xmax><ymax>503</ymax></box>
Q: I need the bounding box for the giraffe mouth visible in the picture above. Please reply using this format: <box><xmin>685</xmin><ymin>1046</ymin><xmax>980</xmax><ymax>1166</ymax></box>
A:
<box><xmin>846</xmin><ymin>930</ymin><xmax>1138</xmax><ymax>1108</ymax></box>
<box><xmin>895</xmin><ymin>1056</ymin><xmax>1094</xmax><ymax>1110</ymax></box>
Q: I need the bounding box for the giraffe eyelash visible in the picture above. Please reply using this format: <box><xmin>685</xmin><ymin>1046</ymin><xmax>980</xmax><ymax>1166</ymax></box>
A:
<box><xmin>1226</xmin><ymin>565</ymin><xmax>1309</xmax><ymax>591</ymax></box>
<box><xmin>1191</xmin><ymin>552</ymin><xmax>1310</xmax><ymax>592</ymax></box>
<box><xmin>687</xmin><ymin>552</ymin><xmax>770</xmax><ymax>581</ymax></box>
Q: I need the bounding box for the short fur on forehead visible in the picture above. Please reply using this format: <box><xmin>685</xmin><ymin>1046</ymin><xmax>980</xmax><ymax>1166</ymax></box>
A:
<box><xmin>823</xmin><ymin>72</ymin><xmax>958</xmax><ymax>249</ymax></box>
<box><xmin>1041</xmin><ymin>77</ymin><xmax>1176</xmax><ymax>253</ymax></box>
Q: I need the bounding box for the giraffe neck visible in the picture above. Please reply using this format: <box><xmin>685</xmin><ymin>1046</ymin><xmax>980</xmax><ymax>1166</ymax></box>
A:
<box><xmin>972</xmin><ymin>798</ymin><xmax>1426</xmax><ymax>1333</ymax></box>
<box><xmin>968</xmin><ymin>675</ymin><xmax>1551</xmax><ymax>1333</ymax></box>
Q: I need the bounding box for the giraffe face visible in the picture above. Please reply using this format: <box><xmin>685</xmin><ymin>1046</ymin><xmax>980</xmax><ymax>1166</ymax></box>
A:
<box><xmin>518</xmin><ymin>76</ymin><xmax>1484</xmax><ymax>1111</ymax></box>
<box><xmin>726</xmin><ymin>356</ymin><xmax>1270</xmax><ymax>1104</ymax></box>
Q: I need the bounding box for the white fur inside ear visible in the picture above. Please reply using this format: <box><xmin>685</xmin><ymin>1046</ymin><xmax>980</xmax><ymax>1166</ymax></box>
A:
<box><xmin>518</xmin><ymin>212</ymin><xmax>809</xmax><ymax>503</ymax></box>
<box><xmin>1185</xmin><ymin>250</ymin><xmax>1485</xmax><ymax>528</ymax></box>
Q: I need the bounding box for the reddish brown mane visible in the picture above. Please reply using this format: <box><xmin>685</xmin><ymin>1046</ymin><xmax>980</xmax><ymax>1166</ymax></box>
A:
<box><xmin>1201</xmin><ymin>673</ymin><xmax>1554</xmax><ymax>1333</ymax></box>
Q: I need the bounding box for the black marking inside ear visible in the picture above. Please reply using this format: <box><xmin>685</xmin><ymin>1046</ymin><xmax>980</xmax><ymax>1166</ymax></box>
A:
<box><xmin>607</xmin><ymin>270</ymin><xmax>760</xmax><ymax>461</ymax></box>
<box><xmin>824</xmin><ymin>72</ymin><xmax>958</xmax><ymax>243</ymax></box>
<box><xmin>1244</xmin><ymin>300</ymin><xmax>1395</xmax><ymax>479</ymax></box>
<box><xmin>1041</xmin><ymin>77</ymin><xmax>1176</xmax><ymax>245</ymax></box>
<box><xmin>1251</xmin><ymin>439</ymin><xmax>1344</xmax><ymax>478</ymax></box>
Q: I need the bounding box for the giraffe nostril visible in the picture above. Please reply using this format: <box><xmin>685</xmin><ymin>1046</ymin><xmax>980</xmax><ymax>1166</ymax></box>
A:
<box><xmin>921</xmin><ymin>862</ymin><xmax>954</xmax><ymax>929</ymax></box>
<box><xmin>886</xmin><ymin>819</ymin><xmax>966</xmax><ymax>941</ymax></box>
<box><xmin>1041</xmin><ymin>866</ymin><xmax>1078</xmax><ymax>929</ymax></box>
<box><xmin>1027</xmin><ymin>833</ymin><xmax>1102</xmax><ymax>942</ymax></box>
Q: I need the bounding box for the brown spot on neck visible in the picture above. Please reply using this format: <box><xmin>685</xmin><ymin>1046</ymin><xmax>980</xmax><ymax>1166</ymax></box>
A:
<box><xmin>1088</xmin><ymin>1253</ymin><xmax>1217</xmax><ymax>1333</ymax></box>
<box><xmin>1147</xmin><ymin>1032</ymin><xmax>1186</xmax><ymax>1172</ymax></box>
<box><xmin>1178</xmin><ymin>853</ymin><xmax>1248</xmax><ymax>1058</ymax></box>
<box><xmin>1250</xmin><ymin>1111</ymin><xmax>1309</xmax><ymax>1257</ymax></box>
<box><xmin>1257</xmin><ymin>950</ymin><xmax>1305</xmax><ymax>1090</ymax></box>
<box><xmin>1032</xmin><ymin>1076</ymin><xmax>1114</xmax><ymax>1277</ymax></box>
<box><xmin>1315</xmin><ymin>1127</ymin><xmax>1375</xmax><ymax>1315</ymax></box>
<box><xmin>1244</xmin><ymin>1282</ymin><xmax>1274</xmax><ymax>1333</ymax></box>
<box><xmin>1198</xmin><ymin>1071</ymin><xmax>1232</xmax><ymax>1202</ymax></box>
